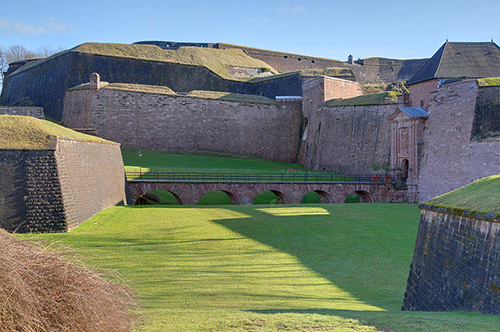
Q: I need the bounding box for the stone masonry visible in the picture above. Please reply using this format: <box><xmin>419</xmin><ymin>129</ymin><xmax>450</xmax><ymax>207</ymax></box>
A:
<box><xmin>0</xmin><ymin>137</ymin><xmax>127</xmax><ymax>232</ymax></box>
<box><xmin>63</xmin><ymin>86</ymin><xmax>303</xmax><ymax>162</ymax></box>
<box><xmin>0</xmin><ymin>106</ymin><xmax>44</xmax><ymax>119</ymax></box>
<box><xmin>403</xmin><ymin>207</ymin><xmax>500</xmax><ymax>314</ymax></box>
<box><xmin>302</xmin><ymin>103</ymin><xmax>400</xmax><ymax>175</ymax></box>
<box><xmin>417</xmin><ymin>80</ymin><xmax>500</xmax><ymax>201</ymax></box>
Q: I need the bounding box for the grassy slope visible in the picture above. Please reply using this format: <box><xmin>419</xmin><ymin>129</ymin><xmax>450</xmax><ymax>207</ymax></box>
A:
<box><xmin>75</xmin><ymin>43</ymin><xmax>278</xmax><ymax>80</ymax></box>
<box><xmin>25</xmin><ymin>204</ymin><xmax>500</xmax><ymax>332</ymax></box>
<box><xmin>425</xmin><ymin>174</ymin><xmax>500</xmax><ymax>215</ymax></box>
<box><xmin>326</xmin><ymin>91</ymin><xmax>399</xmax><ymax>107</ymax></box>
<box><xmin>11</xmin><ymin>43</ymin><xmax>278</xmax><ymax>81</ymax></box>
<box><xmin>0</xmin><ymin>115</ymin><xmax>110</xmax><ymax>149</ymax></box>
<box><xmin>122</xmin><ymin>149</ymin><xmax>308</xmax><ymax>174</ymax></box>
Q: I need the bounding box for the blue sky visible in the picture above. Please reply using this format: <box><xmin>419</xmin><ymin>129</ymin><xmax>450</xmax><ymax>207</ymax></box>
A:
<box><xmin>2</xmin><ymin>0</ymin><xmax>500</xmax><ymax>61</ymax></box>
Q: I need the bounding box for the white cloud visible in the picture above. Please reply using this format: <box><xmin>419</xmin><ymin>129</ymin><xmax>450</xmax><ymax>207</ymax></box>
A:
<box><xmin>277</xmin><ymin>6</ymin><xmax>307</xmax><ymax>16</ymax></box>
<box><xmin>0</xmin><ymin>18</ymin><xmax>68</xmax><ymax>35</ymax></box>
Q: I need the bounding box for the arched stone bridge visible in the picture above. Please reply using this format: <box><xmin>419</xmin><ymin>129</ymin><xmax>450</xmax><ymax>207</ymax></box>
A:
<box><xmin>128</xmin><ymin>181</ymin><xmax>407</xmax><ymax>205</ymax></box>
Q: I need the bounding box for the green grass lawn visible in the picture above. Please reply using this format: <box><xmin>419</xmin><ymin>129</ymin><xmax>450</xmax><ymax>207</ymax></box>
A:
<box><xmin>122</xmin><ymin>149</ymin><xmax>308</xmax><ymax>174</ymax></box>
<box><xmin>23</xmin><ymin>204</ymin><xmax>500</xmax><ymax>331</ymax></box>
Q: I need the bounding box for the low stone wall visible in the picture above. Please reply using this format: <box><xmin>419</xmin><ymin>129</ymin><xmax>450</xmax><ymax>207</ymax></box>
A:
<box><xmin>403</xmin><ymin>207</ymin><xmax>500</xmax><ymax>314</ymax></box>
<box><xmin>0</xmin><ymin>137</ymin><xmax>127</xmax><ymax>232</ymax></box>
<box><xmin>0</xmin><ymin>106</ymin><xmax>44</xmax><ymax>119</ymax></box>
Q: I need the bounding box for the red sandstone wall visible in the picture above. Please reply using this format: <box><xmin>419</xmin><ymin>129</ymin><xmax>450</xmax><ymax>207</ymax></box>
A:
<box><xmin>55</xmin><ymin>138</ymin><xmax>127</xmax><ymax>230</ymax></box>
<box><xmin>417</xmin><ymin>80</ymin><xmax>500</xmax><ymax>201</ymax></box>
<box><xmin>62</xmin><ymin>89</ymin><xmax>96</xmax><ymax>128</ymax></box>
<box><xmin>302</xmin><ymin>103</ymin><xmax>399</xmax><ymax>174</ymax></box>
<box><xmin>302</xmin><ymin>76</ymin><xmax>363</xmax><ymax>120</ymax></box>
<box><xmin>85</xmin><ymin>88</ymin><xmax>302</xmax><ymax>162</ymax></box>
<box><xmin>408</xmin><ymin>79</ymin><xmax>439</xmax><ymax>108</ymax></box>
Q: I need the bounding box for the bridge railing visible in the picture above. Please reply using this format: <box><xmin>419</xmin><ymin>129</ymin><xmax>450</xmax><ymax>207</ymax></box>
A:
<box><xmin>126</xmin><ymin>171</ymin><xmax>395</xmax><ymax>184</ymax></box>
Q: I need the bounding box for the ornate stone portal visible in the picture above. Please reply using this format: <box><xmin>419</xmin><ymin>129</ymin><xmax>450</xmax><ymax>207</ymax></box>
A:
<box><xmin>389</xmin><ymin>107</ymin><xmax>428</xmax><ymax>202</ymax></box>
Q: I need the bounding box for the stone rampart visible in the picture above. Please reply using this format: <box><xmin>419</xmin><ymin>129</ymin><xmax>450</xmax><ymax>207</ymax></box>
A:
<box><xmin>0</xmin><ymin>106</ymin><xmax>44</xmax><ymax>119</ymax></box>
<box><xmin>353</xmin><ymin>58</ymin><xmax>428</xmax><ymax>83</ymax></box>
<box><xmin>0</xmin><ymin>149</ymin><xmax>66</xmax><ymax>232</ymax></box>
<box><xmin>2</xmin><ymin>51</ymin><xmax>302</xmax><ymax>121</ymax></box>
<box><xmin>54</xmin><ymin>138</ymin><xmax>127</xmax><ymax>230</ymax></box>
<box><xmin>403</xmin><ymin>207</ymin><xmax>500</xmax><ymax>314</ymax></box>
<box><xmin>302</xmin><ymin>103</ymin><xmax>399</xmax><ymax>174</ymax></box>
<box><xmin>63</xmin><ymin>87</ymin><xmax>303</xmax><ymax>162</ymax></box>
<box><xmin>417</xmin><ymin>80</ymin><xmax>500</xmax><ymax>201</ymax></box>
<box><xmin>0</xmin><ymin>137</ymin><xmax>127</xmax><ymax>232</ymax></box>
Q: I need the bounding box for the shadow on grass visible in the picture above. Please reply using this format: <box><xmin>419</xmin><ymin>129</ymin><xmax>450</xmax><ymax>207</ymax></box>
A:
<box><xmin>210</xmin><ymin>204</ymin><xmax>420</xmax><ymax>312</ymax></box>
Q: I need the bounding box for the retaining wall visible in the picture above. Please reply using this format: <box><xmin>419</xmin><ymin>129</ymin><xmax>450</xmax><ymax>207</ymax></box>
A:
<box><xmin>1</xmin><ymin>51</ymin><xmax>302</xmax><ymax>121</ymax></box>
<box><xmin>417</xmin><ymin>80</ymin><xmax>500</xmax><ymax>201</ymax></box>
<box><xmin>0</xmin><ymin>106</ymin><xmax>44</xmax><ymax>119</ymax></box>
<box><xmin>64</xmin><ymin>87</ymin><xmax>303</xmax><ymax>162</ymax></box>
<box><xmin>403</xmin><ymin>207</ymin><xmax>500</xmax><ymax>314</ymax></box>
<box><xmin>302</xmin><ymin>103</ymin><xmax>399</xmax><ymax>174</ymax></box>
<box><xmin>0</xmin><ymin>137</ymin><xmax>127</xmax><ymax>232</ymax></box>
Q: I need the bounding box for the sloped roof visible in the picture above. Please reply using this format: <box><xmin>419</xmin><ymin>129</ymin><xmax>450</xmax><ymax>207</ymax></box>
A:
<box><xmin>407</xmin><ymin>42</ymin><xmax>500</xmax><ymax>85</ymax></box>
<box><xmin>398</xmin><ymin>107</ymin><xmax>429</xmax><ymax>118</ymax></box>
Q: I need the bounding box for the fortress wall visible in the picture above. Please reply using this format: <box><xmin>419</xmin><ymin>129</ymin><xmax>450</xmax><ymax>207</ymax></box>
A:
<box><xmin>88</xmin><ymin>88</ymin><xmax>302</xmax><ymax>162</ymax></box>
<box><xmin>403</xmin><ymin>208</ymin><xmax>500</xmax><ymax>313</ymax></box>
<box><xmin>217</xmin><ymin>43</ymin><xmax>350</xmax><ymax>72</ymax></box>
<box><xmin>302</xmin><ymin>104</ymin><xmax>398</xmax><ymax>174</ymax></box>
<box><xmin>62</xmin><ymin>89</ymin><xmax>96</xmax><ymax>128</ymax></box>
<box><xmin>54</xmin><ymin>138</ymin><xmax>127</xmax><ymax>230</ymax></box>
<box><xmin>0</xmin><ymin>138</ymin><xmax>127</xmax><ymax>233</ymax></box>
<box><xmin>408</xmin><ymin>79</ymin><xmax>439</xmax><ymax>108</ymax></box>
<box><xmin>2</xmin><ymin>52</ymin><xmax>303</xmax><ymax>121</ymax></box>
<box><xmin>352</xmin><ymin>58</ymin><xmax>428</xmax><ymax>83</ymax></box>
<box><xmin>471</xmin><ymin>85</ymin><xmax>500</xmax><ymax>140</ymax></box>
<box><xmin>0</xmin><ymin>106</ymin><xmax>44</xmax><ymax>119</ymax></box>
<box><xmin>417</xmin><ymin>80</ymin><xmax>500</xmax><ymax>202</ymax></box>
<box><xmin>0</xmin><ymin>149</ymin><xmax>66</xmax><ymax>233</ymax></box>
<box><xmin>1</xmin><ymin>52</ymin><xmax>72</xmax><ymax>120</ymax></box>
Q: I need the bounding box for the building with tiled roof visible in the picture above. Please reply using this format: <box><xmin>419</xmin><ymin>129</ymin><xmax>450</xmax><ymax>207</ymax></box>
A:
<box><xmin>407</xmin><ymin>41</ymin><xmax>500</xmax><ymax>108</ymax></box>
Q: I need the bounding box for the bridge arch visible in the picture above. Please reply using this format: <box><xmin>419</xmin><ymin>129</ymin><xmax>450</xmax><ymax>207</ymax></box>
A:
<box><xmin>301</xmin><ymin>190</ymin><xmax>333</xmax><ymax>204</ymax></box>
<box><xmin>197</xmin><ymin>189</ymin><xmax>239</xmax><ymax>205</ymax></box>
<box><xmin>135</xmin><ymin>189</ymin><xmax>183</xmax><ymax>205</ymax></box>
<box><xmin>344</xmin><ymin>190</ymin><xmax>373</xmax><ymax>203</ymax></box>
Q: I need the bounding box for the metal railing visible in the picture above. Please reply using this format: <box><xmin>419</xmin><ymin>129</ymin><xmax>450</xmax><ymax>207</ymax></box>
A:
<box><xmin>126</xmin><ymin>171</ymin><xmax>395</xmax><ymax>184</ymax></box>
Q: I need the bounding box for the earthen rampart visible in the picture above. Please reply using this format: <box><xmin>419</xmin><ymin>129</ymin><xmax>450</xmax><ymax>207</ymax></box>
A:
<box><xmin>403</xmin><ymin>206</ymin><xmax>500</xmax><ymax>313</ymax></box>
<box><xmin>63</xmin><ymin>86</ymin><xmax>303</xmax><ymax>162</ymax></box>
<box><xmin>417</xmin><ymin>80</ymin><xmax>500</xmax><ymax>201</ymax></box>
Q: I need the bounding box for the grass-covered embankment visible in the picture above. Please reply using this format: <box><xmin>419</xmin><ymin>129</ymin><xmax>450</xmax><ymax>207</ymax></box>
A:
<box><xmin>24</xmin><ymin>204</ymin><xmax>500</xmax><ymax>331</ymax></box>
<box><xmin>424</xmin><ymin>174</ymin><xmax>500</xmax><ymax>217</ymax></box>
<box><xmin>122</xmin><ymin>149</ymin><xmax>308</xmax><ymax>174</ymax></box>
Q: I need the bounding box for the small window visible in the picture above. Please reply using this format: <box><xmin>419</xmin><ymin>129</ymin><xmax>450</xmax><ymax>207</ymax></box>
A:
<box><xmin>420</xmin><ymin>100</ymin><xmax>424</xmax><ymax>106</ymax></box>
<box><xmin>297</xmin><ymin>58</ymin><xmax>302</xmax><ymax>61</ymax></box>
<box><xmin>284</xmin><ymin>55</ymin><xmax>288</xmax><ymax>59</ymax></box>
<box><xmin>311</xmin><ymin>60</ymin><xmax>315</xmax><ymax>63</ymax></box>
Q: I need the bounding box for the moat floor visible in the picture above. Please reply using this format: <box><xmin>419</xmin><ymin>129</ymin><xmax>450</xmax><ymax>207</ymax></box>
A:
<box><xmin>26</xmin><ymin>204</ymin><xmax>500</xmax><ymax>331</ymax></box>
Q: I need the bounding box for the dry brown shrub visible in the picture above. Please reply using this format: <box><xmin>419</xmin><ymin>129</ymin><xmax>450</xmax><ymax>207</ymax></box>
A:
<box><xmin>0</xmin><ymin>230</ymin><xmax>136</xmax><ymax>332</ymax></box>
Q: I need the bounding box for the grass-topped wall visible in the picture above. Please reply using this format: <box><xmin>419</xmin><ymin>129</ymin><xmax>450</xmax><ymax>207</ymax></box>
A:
<box><xmin>403</xmin><ymin>175</ymin><xmax>500</xmax><ymax>314</ymax></box>
<box><xmin>1</xmin><ymin>44</ymin><xmax>302</xmax><ymax>121</ymax></box>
